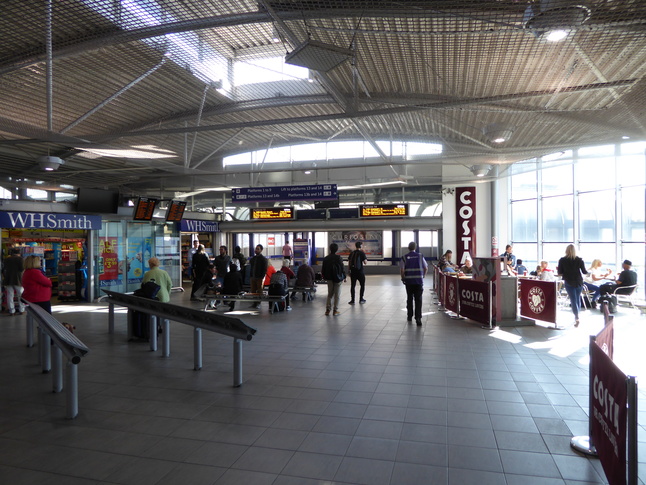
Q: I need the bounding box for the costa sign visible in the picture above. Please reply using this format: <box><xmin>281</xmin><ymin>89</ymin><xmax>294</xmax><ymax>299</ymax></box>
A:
<box><xmin>590</xmin><ymin>342</ymin><xmax>627</xmax><ymax>485</ymax></box>
<box><xmin>519</xmin><ymin>279</ymin><xmax>557</xmax><ymax>324</ymax></box>
<box><xmin>455</xmin><ymin>187</ymin><xmax>476</xmax><ymax>265</ymax></box>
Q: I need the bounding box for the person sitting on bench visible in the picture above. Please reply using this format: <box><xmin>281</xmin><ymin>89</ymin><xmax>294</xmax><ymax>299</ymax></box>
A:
<box><xmin>293</xmin><ymin>261</ymin><xmax>316</xmax><ymax>300</ymax></box>
<box><xmin>221</xmin><ymin>260</ymin><xmax>243</xmax><ymax>311</ymax></box>
<box><xmin>268</xmin><ymin>270</ymin><xmax>291</xmax><ymax>311</ymax></box>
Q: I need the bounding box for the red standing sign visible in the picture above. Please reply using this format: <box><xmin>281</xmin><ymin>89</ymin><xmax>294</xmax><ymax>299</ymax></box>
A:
<box><xmin>590</xmin><ymin>341</ymin><xmax>627</xmax><ymax>485</ymax></box>
<box><xmin>444</xmin><ymin>275</ymin><xmax>459</xmax><ymax>314</ymax></box>
<box><xmin>519</xmin><ymin>279</ymin><xmax>558</xmax><ymax>324</ymax></box>
<box><xmin>457</xmin><ymin>278</ymin><xmax>491</xmax><ymax>325</ymax></box>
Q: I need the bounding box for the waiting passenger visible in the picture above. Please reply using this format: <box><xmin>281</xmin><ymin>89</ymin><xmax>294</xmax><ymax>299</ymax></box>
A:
<box><xmin>268</xmin><ymin>269</ymin><xmax>291</xmax><ymax>311</ymax></box>
<box><xmin>221</xmin><ymin>261</ymin><xmax>243</xmax><ymax>311</ymax></box>
<box><xmin>293</xmin><ymin>261</ymin><xmax>316</xmax><ymax>300</ymax></box>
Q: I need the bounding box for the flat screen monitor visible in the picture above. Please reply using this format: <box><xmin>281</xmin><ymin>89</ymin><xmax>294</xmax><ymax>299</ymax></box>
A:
<box><xmin>76</xmin><ymin>188</ymin><xmax>119</xmax><ymax>214</ymax></box>
<box><xmin>165</xmin><ymin>200</ymin><xmax>187</xmax><ymax>222</ymax></box>
<box><xmin>133</xmin><ymin>197</ymin><xmax>158</xmax><ymax>221</ymax></box>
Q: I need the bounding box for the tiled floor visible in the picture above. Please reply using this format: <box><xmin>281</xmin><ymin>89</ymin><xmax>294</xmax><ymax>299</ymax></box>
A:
<box><xmin>0</xmin><ymin>275</ymin><xmax>644</xmax><ymax>485</ymax></box>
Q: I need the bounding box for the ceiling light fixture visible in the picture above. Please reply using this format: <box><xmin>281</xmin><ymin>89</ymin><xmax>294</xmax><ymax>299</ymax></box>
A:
<box><xmin>271</xmin><ymin>27</ymin><xmax>281</xmax><ymax>43</ymax></box>
<box><xmin>38</xmin><ymin>155</ymin><xmax>64</xmax><ymax>171</ymax></box>
<box><xmin>523</xmin><ymin>0</ymin><xmax>591</xmax><ymax>42</ymax></box>
<box><xmin>285</xmin><ymin>40</ymin><xmax>352</xmax><ymax>72</ymax></box>
<box><xmin>471</xmin><ymin>164</ymin><xmax>493</xmax><ymax>178</ymax></box>
<box><xmin>483</xmin><ymin>123</ymin><xmax>515</xmax><ymax>144</ymax></box>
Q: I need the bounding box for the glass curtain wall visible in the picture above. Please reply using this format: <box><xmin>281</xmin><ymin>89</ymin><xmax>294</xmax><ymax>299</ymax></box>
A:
<box><xmin>509</xmin><ymin>142</ymin><xmax>645</xmax><ymax>298</ymax></box>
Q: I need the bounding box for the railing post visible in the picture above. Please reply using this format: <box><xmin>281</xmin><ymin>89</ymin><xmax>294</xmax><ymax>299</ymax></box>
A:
<box><xmin>41</xmin><ymin>331</ymin><xmax>51</xmax><ymax>373</ymax></box>
<box><xmin>52</xmin><ymin>346</ymin><xmax>63</xmax><ymax>392</ymax></box>
<box><xmin>66</xmin><ymin>360</ymin><xmax>79</xmax><ymax>419</ymax></box>
<box><xmin>627</xmin><ymin>375</ymin><xmax>638</xmax><ymax>485</ymax></box>
<box><xmin>194</xmin><ymin>327</ymin><xmax>202</xmax><ymax>370</ymax></box>
<box><xmin>161</xmin><ymin>319</ymin><xmax>170</xmax><ymax>357</ymax></box>
<box><xmin>233</xmin><ymin>338</ymin><xmax>242</xmax><ymax>387</ymax></box>
<box><xmin>26</xmin><ymin>312</ymin><xmax>35</xmax><ymax>347</ymax></box>
<box><xmin>149</xmin><ymin>315</ymin><xmax>158</xmax><ymax>352</ymax></box>
<box><xmin>108</xmin><ymin>302</ymin><xmax>115</xmax><ymax>334</ymax></box>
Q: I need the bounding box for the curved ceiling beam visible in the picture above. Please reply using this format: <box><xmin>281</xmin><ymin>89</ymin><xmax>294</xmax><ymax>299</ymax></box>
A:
<box><xmin>0</xmin><ymin>5</ymin><xmax>528</xmax><ymax>76</ymax></box>
<box><xmin>86</xmin><ymin>79</ymin><xmax>638</xmax><ymax>140</ymax></box>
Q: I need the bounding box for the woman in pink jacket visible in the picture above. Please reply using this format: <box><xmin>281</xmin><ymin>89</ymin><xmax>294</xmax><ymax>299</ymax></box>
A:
<box><xmin>22</xmin><ymin>255</ymin><xmax>53</xmax><ymax>314</ymax></box>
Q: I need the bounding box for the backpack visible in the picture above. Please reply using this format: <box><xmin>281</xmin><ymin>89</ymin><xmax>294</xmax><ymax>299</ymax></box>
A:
<box><xmin>134</xmin><ymin>279</ymin><xmax>161</xmax><ymax>300</ymax></box>
<box><xmin>348</xmin><ymin>250</ymin><xmax>357</xmax><ymax>270</ymax></box>
<box><xmin>599</xmin><ymin>294</ymin><xmax>617</xmax><ymax>314</ymax></box>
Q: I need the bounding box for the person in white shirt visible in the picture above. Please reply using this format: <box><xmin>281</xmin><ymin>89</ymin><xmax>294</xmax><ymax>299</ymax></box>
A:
<box><xmin>584</xmin><ymin>259</ymin><xmax>612</xmax><ymax>307</ymax></box>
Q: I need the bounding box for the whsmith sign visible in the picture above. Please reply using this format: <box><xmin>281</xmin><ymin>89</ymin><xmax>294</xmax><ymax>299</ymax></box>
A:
<box><xmin>179</xmin><ymin>219</ymin><xmax>219</xmax><ymax>232</ymax></box>
<box><xmin>0</xmin><ymin>211</ymin><xmax>102</xmax><ymax>230</ymax></box>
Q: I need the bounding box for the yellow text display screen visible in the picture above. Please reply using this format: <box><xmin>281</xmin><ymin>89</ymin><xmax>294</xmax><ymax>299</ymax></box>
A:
<box><xmin>360</xmin><ymin>204</ymin><xmax>408</xmax><ymax>218</ymax></box>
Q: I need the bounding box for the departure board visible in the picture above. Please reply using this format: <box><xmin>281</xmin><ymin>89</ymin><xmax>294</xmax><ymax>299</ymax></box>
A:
<box><xmin>133</xmin><ymin>197</ymin><xmax>158</xmax><ymax>221</ymax></box>
<box><xmin>359</xmin><ymin>204</ymin><xmax>409</xmax><ymax>218</ymax></box>
<box><xmin>165</xmin><ymin>200</ymin><xmax>187</xmax><ymax>222</ymax></box>
<box><xmin>251</xmin><ymin>207</ymin><xmax>294</xmax><ymax>220</ymax></box>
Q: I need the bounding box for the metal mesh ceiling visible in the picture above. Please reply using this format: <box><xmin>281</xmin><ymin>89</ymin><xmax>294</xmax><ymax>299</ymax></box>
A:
<box><xmin>0</xmin><ymin>0</ymin><xmax>645</xmax><ymax>205</ymax></box>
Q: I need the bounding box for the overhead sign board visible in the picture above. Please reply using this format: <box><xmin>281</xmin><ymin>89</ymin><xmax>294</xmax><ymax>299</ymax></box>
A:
<box><xmin>251</xmin><ymin>207</ymin><xmax>294</xmax><ymax>220</ymax></box>
<box><xmin>360</xmin><ymin>204</ymin><xmax>408</xmax><ymax>218</ymax></box>
<box><xmin>232</xmin><ymin>184</ymin><xmax>337</xmax><ymax>203</ymax></box>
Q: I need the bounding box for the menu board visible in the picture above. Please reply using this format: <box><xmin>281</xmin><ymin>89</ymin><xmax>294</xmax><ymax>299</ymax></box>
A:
<box><xmin>360</xmin><ymin>204</ymin><xmax>409</xmax><ymax>218</ymax></box>
<box><xmin>133</xmin><ymin>197</ymin><xmax>158</xmax><ymax>221</ymax></box>
<box><xmin>165</xmin><ymin>200</ymin><xmax>187</xmax><ymax>222</ymax></box>
<box><xmin>251</xmin><ymin>207</ymin><xmax>294</xmax><ymax>220</ymax></box>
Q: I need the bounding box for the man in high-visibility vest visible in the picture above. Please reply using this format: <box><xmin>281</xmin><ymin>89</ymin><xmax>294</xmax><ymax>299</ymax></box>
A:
<box><xmin>400</xmin><ymin>241</ymin><xmax>428</xmax><ymax>326</ymax></box>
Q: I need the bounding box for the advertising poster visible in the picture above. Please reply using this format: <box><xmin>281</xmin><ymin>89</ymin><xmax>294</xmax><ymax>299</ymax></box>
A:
<box><xmin>590</xmin><ymin>341</ymin><xmax>627</xmax><ymax>485</ymax></box>
<box><xmin>99</xmin><ymin>237</ymin><xmax>121</xmax><ymax>287</ymax></box>
<box><xmin>126</xmin><ymin>236</ymin><xmax>152</xmax><ymax>284</ymax></box>
<box><xmin>329</xmin><ymin>231</ymin><xmax>383</xmax><ymax>257</ymax></box>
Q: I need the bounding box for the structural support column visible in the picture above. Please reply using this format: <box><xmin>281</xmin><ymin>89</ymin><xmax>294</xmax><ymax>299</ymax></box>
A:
<box><xmin>490</xmin><ymin>179</ymin><xmax>499</xmax><ymax>257</ymax></box>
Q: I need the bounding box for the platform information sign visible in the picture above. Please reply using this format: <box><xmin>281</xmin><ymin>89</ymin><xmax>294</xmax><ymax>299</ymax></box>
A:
<box><xmin>232</xmin><ymin>184</ymin><xmax>337</xmax><ymax>203</ymax></box>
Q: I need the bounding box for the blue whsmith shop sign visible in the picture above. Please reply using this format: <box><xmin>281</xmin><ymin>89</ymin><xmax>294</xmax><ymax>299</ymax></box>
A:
<box><xmin>0</xmin><ymin>211</ymin><xmax>102</xmax><ymax>230</ymax></box>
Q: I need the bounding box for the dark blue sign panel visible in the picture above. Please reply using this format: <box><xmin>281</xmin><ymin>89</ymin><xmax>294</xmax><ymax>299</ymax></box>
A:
<box><xmin>232</xmin><ymin>184</ymin><xmax>338</xmax><ymax>203</ymax></box>
<box><xmin>179</xmin><ymin>219</ymin><xmax>219</xmax><ymax>232</ymax></box>
<box><xmin>0</xmin><ymin>211</ymin><xmax>102</xmax><ymax>230</ymax></box>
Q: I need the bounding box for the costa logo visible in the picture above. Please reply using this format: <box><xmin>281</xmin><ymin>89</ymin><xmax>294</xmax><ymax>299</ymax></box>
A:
<box><xmin>528</xmin><ymin>286</ymin><xmax>546</xmax><ymax>314</ymax></box>
<box><xmin>448</xmin><ymin>281</ymin><xmax>457</xmax><ymax>306</ymax></box>
<box><xmin>455</xmin><ymin>187</ymin><xmax>476</xmax><ymax>265</ymax></box>
<box><xmin>461</xmin><ymin>289</ymin><xmax>484</xmax><ymax>302</ymax></box>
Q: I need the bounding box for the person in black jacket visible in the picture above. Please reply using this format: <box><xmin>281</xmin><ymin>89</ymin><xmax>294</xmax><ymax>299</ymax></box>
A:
<box><xmin>557</xmin><ymin>244</ymin><xmax>588</xmax><ymax>327</ymax></box>
<box><xmin>232</xmin><ymin>246</ymin><xmax>247</xmax><ymax>274</ymax></box>
<box><xmin>322</xmin><ymin>243</ymin><xmax>346</xmax><ymax>316</ymax></box>
<box><xmin>249</xmin><ymin>244</ymin><xmax>268</xmax><ymax>308</ymax></box>
<box><xmin>348</xmin><ymin>241</ymin><xmax>367</xmax><ymax>305</ymax></box>
<box><xmin>190</xmin><ymin>245</ymin><xmax>211</xmax><ymax>301</ymax></box>
<box><xmin>221</xmin><ymin>262</ymin><xmax>243</xmax><ymax>311</ymax></box>
<box><xmin>3</xmin><ymin>248</ymin><xmax>26</xmax><ymax>315</ymax></box>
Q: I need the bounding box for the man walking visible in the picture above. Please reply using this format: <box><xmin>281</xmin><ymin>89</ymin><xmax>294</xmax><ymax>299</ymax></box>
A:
<box><xmin>400</xmin><ymin>242</ymin><xmax>428</xmax><ymax>326</ymax></box>
<box><xmin>282</xmin><ymin>239</ymin><xmax>293</xmax><ymax>261</ymax></box>
<box><xmin>213</xmin><ymin>245</ymin><xmax>232</xmax><ymax>286</ymax></box>
<box><xmin>348</xmin><ymin>241</ymin><xmax>367</xmax><ymax>304</ymax></box>
<box><xmin>249</xmin><ymin>244</ymin><xmax>268</xmax><ymax>309</ymax></box>
<box><xmin>322</xmin><ymin>243</ymin><xmax>345</xmax><ymax>316</ymax></box>
<box><xmin>3</xmin><ymin>248</ymin><xmax>26</xmax><ymax>316</ymax></box>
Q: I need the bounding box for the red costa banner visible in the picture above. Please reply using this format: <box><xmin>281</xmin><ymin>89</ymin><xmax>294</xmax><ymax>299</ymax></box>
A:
<box><xmin>596</xmin><ymin>321</ymin><xmax>614</xmax><ymax>361</ymax></box>
<box><xmin>455</xmin><ymin>187</ymin><xmax>476</xmax><ymax>266</ymax></box>
<box><xmin>445</xmin><ymin>275</ymin><xmax>459</xmax><ymax>314</ymax></box>
<box><xmin>519</xmin><ymin>279</ymin><xmax>558</xmax><ymax>324</ymax></box>
<box><xmin>590</xmin><ymin>341</ymin><xmax>627</xmax><ymax>485</ymax></box>
<box><xmin>438</xmin><ymin>271</ymin><xmax>446</xmax><ymax>306</ymax></box>
<box><xmin>458</xmin><ymin>278</ymin><xmax>490</xmax><ymax>325</ymax></box>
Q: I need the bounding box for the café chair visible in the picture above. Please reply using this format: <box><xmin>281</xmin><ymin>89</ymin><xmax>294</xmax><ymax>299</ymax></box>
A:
<box><xmin>611</xmin><ymin>284</ymin><xmax>638</xmax><ymax>308</ymax></box>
